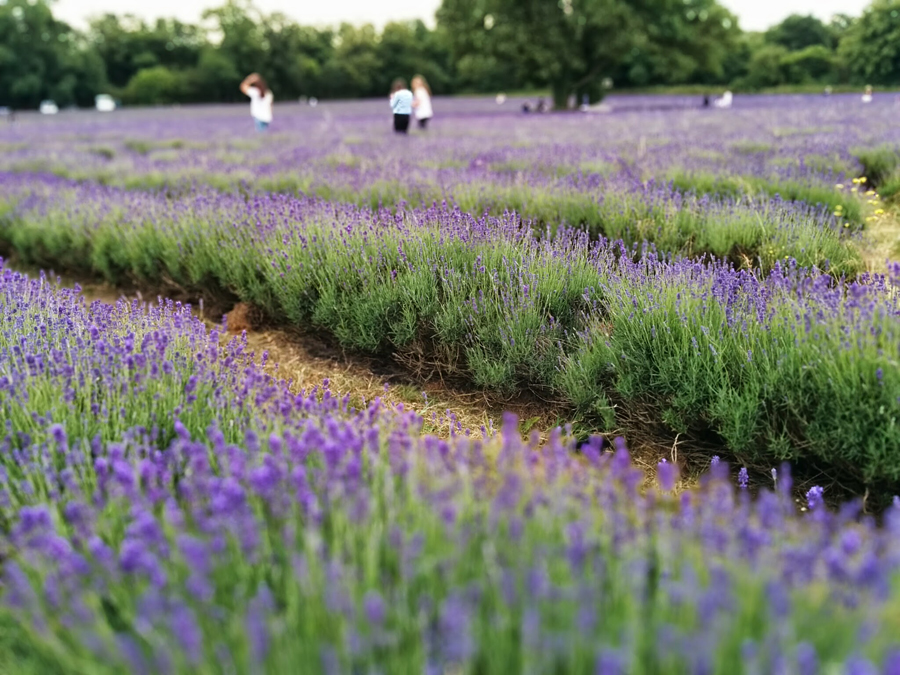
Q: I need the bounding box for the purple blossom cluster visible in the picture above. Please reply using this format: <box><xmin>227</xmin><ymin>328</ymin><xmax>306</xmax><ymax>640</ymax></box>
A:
<box><xmin>0</xmin><ymin>94</ymin><xmax>890</xmax><ymax>242</ymax></box>
<box><xmin>0</xmin><ymin>173</ymin><xmax>897</xmax><ymax>486</ymax></box>
<box><xmin>1</xmin><ymin>94</ymin><xmax>896</xmax><ymax>191</ymax></box>
<box><xmin>1</xmin><ymin>270</ymin><xmax>900</xmax><ymax>672</ymax></box>
<box><xmin>1</xmin><ymin>94</ymin><xmax>899</xmax><ymax>671</ymax></box>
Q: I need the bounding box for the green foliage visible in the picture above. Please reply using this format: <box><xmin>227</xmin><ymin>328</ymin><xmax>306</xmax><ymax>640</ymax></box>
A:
<box><xmin>122</xmin><ymin>66</ymin><xmax>186</xmax><ymax>105</ymax></box>
<box><xmin>839</xmin><ymin>0</ymin><xmax>900</xmax><ymax>86</ymax></box>
<box><xmin>0</xmin><ymin>0</ymin><xmax>109</xmax><ymax>109</ymax></box>
<box><xmin>853</xmin><ymin>145</ymin><xmax>900</xmax><ymax>187</ymax></box>
<box><xmin>735</xmin><ymin>43</ymin><xmax>837</xmax><ymax>88</ymax></box>
<box><xmin>739</xmin><ymin>44</ymin><xmax>792</xmax><ymax>88</ymax></box>
<box><xmin>0</xmin><ymin>611</ymin><xmax>84</xmax><ymax>675</ymax></box>
<box><xmin>780</xmin><ymin>45</ymin><xmax>837</xmax><ymax>83</ymax></box>
<box><xmin>0</xmin><ymin>0</ymin><xmax>896</xmax><ymax>107</ymax></box>
<box><xmin>438</xmin><ymin>0</ymin><xmax>740</xmax><ymax>107</ymax></box>
<box><xmin>667</xmin><ymin>170</ymin><xmax>864</xmax><ymax>226</ymax></box>
<box><xmin>765</xmin><ymin>14</ymin><xmax>835</xmax><ymax>51</ymax></box>
<box><xmin>0</xmin><ymin>187</ymin><xmax>893</xmax><ymax>489</ymax></box>
<box><xmin>88</xmin><ymin>13</ymin><xmax>206</xmax><ymax>89</ymax></box>
<box><xmin>615</xmin><ymin>0</ymin><xmax>741</xmax><ymax>88</ymax></box>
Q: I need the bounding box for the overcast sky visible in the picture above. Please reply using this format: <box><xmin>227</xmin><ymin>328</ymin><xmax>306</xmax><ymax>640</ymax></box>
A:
<box><xmin>53</xmin><ymin>0</ymin><xmax>872</xmax><ymax>33</ymax></box>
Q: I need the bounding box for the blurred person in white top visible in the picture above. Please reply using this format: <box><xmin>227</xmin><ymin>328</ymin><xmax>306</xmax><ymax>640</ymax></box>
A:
<box><xmin>240</xmin><ymin>73</ymin><xmax>274</xmax><ymax>132</ymax></box>
<box><xmin>411</xmin><ymin>75</ymin><xmax>433</xmax><ymax>130</ymax></box>
<box><xmin>390</xmin><ymin>78</ymin><xmax>413</xmax><ymax>134</ymax></box>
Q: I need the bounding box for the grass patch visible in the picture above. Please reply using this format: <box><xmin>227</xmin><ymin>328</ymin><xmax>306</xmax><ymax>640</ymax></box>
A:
<box><xmin>321</xmin><ymin>153</ymin><xmax>363</xmax><ymax>170</ymax></box>
<box><xmin>668</xmin><ymin>170</ymin><xmax>864</xmax><ymax>225</ymax></box>
<box><xmin>772</xmin><ymin>126</ymin><xmax>834</xmax><ymax>138</ymax></box>
<box><xmin>422</xmin><ymin>159</ymin><xmax>468</xmax><ymax>170</ymax></box>
<box><xmin>88</xmin><ymin>146</ymin><xmax>116</xmax><ymax>160</ymax></box>
<box><xmin>853</xmin><ymin>145</ymin><xmax>900</xmax><ymax>188</ymax></box>
<box><xmin>731</xmin><ymin>142</ymin><xmax>772</xmax><ymax>155</ymax></box>
<box><xmin>124</xmin><ymin>138</ymin><xmax>191</xmax><ymax>155</ymax></box>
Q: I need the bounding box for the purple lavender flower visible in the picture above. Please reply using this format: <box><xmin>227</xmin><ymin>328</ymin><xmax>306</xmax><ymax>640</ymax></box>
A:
<box><xmin>363</xmin><ymin>590</ymin><xmax>386</xmax><ymax>626</ymax></box>
<box><xmin>595</xmin><ymin>648</ymin><xmax>625</xmax><ymax>675</ymax></box>
<box><xmin>795</xmin><ymin>642</ymin><xmax>818</xmax><ymax>675</ymax></box>
<box><xmin>438</xmin><ymin>593</ymin><xmax>473</xmax><ymax>664</ymax></box>
<box><xmin>806</xmin><ymin>486</ymin><xmax>825</xmax><ymax>511</ymax></box>
<box><xmin>657</xmin><ymin>459</ymin><xmax>677</xmax><ymax>492</ymax></box>
<box><xmin>246</xmin><ymin>585</ymin><xmax>274</xmax><ymax>668</ymax></box>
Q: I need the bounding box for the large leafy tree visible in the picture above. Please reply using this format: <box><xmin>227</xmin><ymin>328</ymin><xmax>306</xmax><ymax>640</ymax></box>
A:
<box><xmin>838</xmin><ymin>0</ymin><xmax>900</xmax><ymax>85</ymax></box>
<box><xmin>88</xmin><ymin>14</ymin><xmax>205</xmax><ymax>89</ymax></box>
<box><xmin>436</xmin><ymin>0</ymin><xmax>524</xmax><ymax>92</ymax></box>
<box><xmin>765</xmin><ymin>14</ymin><xmax>834</xmax><ymax>52</ymax></box>
<box><xmin>377</xmin><ymin>21</ymin><xmax>453</xmax><ymax>94</ymax></box>
<box><xmin>201</xmin><ymin>0</ymin><xmax>267</xmax><ymax>99</ymax></box>
<box><xmin>615</xmin><ymin>0</ymin><xmax>740</xmax><ymax>87</ymax></box>
<box><xmin>437</xmin><ymin>0</ymin><xmax>739</xmax><ymax>106</ymax></box>
<box><xmin>318</xmin><ymin>23</ymin><xmax>383</xmax><ymax>99</ymax></box>
<box><xmin>0</xmin><ymin>0</ymin><xmax>107</xmax><ymax>108</ymax></box>
<box><xmin>261</xmin><ymin>18</ymin><xmax>334</xmax><ymax>99</ymax></box>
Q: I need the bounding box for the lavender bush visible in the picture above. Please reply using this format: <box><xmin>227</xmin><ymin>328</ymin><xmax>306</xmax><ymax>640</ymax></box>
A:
<box><xmin>1</xmin><ymin>266</ymin><xmax>900</xmax><ymax>674</ymax></box>
<box><xmin>2</xmin><ymin>94</ymin><xmax>893</xmax><ymax>266</ymax></box>
<box><xmin>0</xmin><ymin>178</ymin><xmax>896</xmax><ymax>491</ymax></box>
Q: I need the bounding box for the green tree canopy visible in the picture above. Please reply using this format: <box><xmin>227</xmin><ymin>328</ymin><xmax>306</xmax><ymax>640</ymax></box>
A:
<box><xmin>0</xmin><ymin>0</ymin><xmax>107</xmax><ymax>109</ymax></box>
<box><xmin>765</xmin><ymin>14</ymin><xmax>834</xmax><ymax>52</ymax></box>
<box><xmin>437</xmin><ymin>0</ymin><xmax>739</xmax><ymax>107</ymax></box>
<box><xmin>839</xmin><ymin>0</ymin><xmax>900</xmax><ymax>85</ymax></box>
<box><xmin>2</xmin><ymin>0</ymin><xmax>895</xmax><ymax>110</ymax></box>
<box><xmin>88</xmin><ymin>15</ymin><xmax>204</xmax><ymax>88</ymax></box>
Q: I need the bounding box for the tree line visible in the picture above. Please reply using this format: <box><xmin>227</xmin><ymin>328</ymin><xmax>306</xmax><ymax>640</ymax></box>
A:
<box><xmin>2</xmin><ymin>0</ymin><xmax>900</xmax><ymax>110</ymax></box>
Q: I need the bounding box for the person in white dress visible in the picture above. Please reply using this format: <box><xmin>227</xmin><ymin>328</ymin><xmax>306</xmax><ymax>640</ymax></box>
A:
<box><xmin>714</xmin><ymin>91</ymin><xmax>733</xmax><ymax>109</ymax></box>
<box><xmin>239</xmin><ymin>73</ymin><xmax>274</xmax><ymax>132</ymax></box>
<box><xmin>411</xmin><ymin>75</ymin><xmax>433</xmax><ymax>130</ymax></box>
<box><xmin>862</xmin><ymin>85</ymin><xmax>873</xmax><ymax>103</ymax></box>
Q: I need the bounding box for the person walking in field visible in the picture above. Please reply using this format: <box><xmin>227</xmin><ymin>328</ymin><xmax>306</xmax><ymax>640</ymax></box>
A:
<box><xmin>240</xmin><ymin>73</ymin><xmax>274</xmax><ymax>132</ymax></box>
<box><xmin>411</xmin><ymin>75</ymin><xmax>433</xmax><ymax>130</ymax></box>
<box><xmin>390</xmin><ymin>78</ymin><xmax>413</xmax><ymax>134</ymax></box>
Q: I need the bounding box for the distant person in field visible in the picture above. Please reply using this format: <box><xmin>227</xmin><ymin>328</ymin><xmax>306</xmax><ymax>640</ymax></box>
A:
<box><xmin>714</xmin><ymin>91</ymin><xmax>733</xmax><ymax>109</ymax></box>
<box><xmin>390</xmin><ymin>78</ymin><xmax>413</xmax><ymax>134</ymax></box>
<box><xmin>862</xmin><ymin>85</ymin><xmax>873</xmax><ymax>103</ymax></box>
<box><xmin>411</xmin><ymin>75</ymin><xmax>433</xmax><ymax>130</ymax></box>
<box><xmin>239</xmin><ymin>73</ymin><xmax>274</xmax><ymax>132</ymax></box>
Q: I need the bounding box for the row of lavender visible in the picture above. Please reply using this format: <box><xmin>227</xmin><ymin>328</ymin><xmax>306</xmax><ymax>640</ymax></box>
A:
<box><xmin>2</xmin><ymin>263</ymin><xmax>900</xmax><ymax>674</ymax></box>
<box><xmin>2</xmin><ymin>95</ymin><xmax>896</xmax><ymax>190</ymax></box>
<box><xmin>1</xmin><ymin>96</ymin><xmax>892</xmax><ymax>266</ymax></box>
<box><xmin>0</xmin><ymin>174</ymin><xmax>897</xmax><ymax>494</ymax></box>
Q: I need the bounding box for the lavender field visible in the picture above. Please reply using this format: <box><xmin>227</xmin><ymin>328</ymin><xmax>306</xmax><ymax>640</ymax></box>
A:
<box><xmin>1</xmin><ymin>94</ymin><xmax>900</xmax><ymax>673</ymax></box>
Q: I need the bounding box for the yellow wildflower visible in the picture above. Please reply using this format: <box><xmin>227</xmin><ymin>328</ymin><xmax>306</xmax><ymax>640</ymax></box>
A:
<box><xmin>835</xmin><ymin>183</ymin><xmax>845</xmax><ymax>189</ymax></box>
